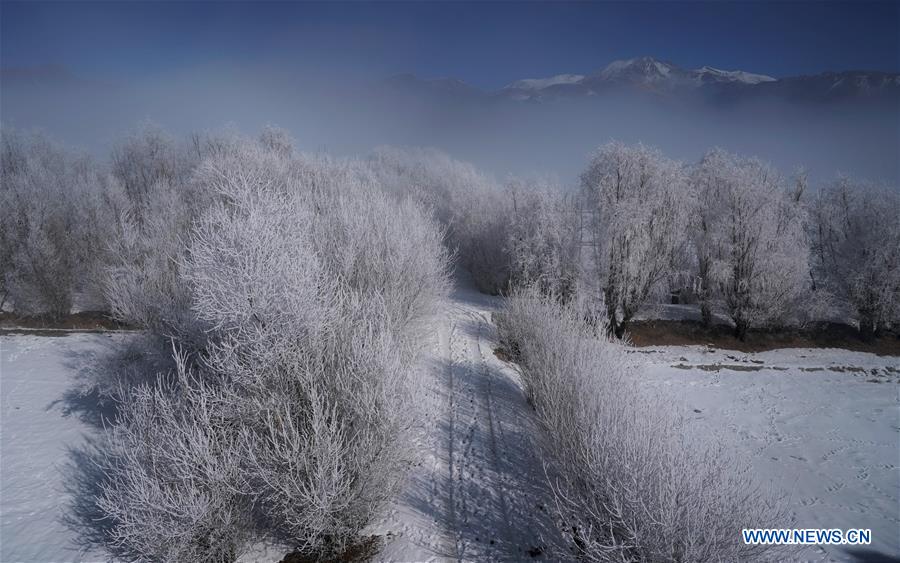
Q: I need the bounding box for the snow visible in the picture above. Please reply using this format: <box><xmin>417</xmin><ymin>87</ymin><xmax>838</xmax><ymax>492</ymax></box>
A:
<box><xmin>599</xmin><ymin>57</ymin><xmax>676</xmax><ymax>82</ymax></box>
<box><xmin>653</xmin><ymin>60</ymin><xmax>672</xmax><ymax>77</ymax></box>
<box><xmin>636</xmin><ymin>345</ymin><xmax>900</xmax><ymax>561</ymax></box>
<box><xmin>693</xmin><ymin>65</ymin><xmax>776</xmax><ymax>84</ymax></box>
<box><xmin>1</xmin><ymin>332</ymin><xmax>121</xmax><ymax>563</ymax></box>
<box><xmin>596</xmin><ymin>57</ymin><xmax>778</xmax><ymax>89</ymax></box>
<box><xmin>500</xmin><ymin>58</ymin><xmax>782</xmax><ymax>95</ymax></box>
<box><xmin>2</xmin><ymin>302</ymin><xmax>897</xmax><ymax>562</ymax></box>
<box><xmin>367</xmin><ymin>274</ymin><xmax>566</xmax><ymax>561</ymax></box>
<box><xmin>600</xmin><ymin>57</ymin><xmax>640</xmax><ymax>75</ymax></box>
<box><xmin>506</xmin><ymin>74</ymin><xmax>584</xmax><ymax>90</ymax></box>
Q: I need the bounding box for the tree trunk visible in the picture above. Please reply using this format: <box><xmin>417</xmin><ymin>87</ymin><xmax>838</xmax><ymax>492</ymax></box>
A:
<box><xmin>608</xmin><ymin>308</ymin><xmax>631</xmax><ymax>340</ymax></box>
<box><xmin>700</xmin><ymin>302</ymin><xmax>712</xmax><ymax>328</ymax></box>
<box><xmin>698</xmin><ymin>257</ymin><xmax>712</xmax><ymax>327</ymax></box>
<box><xmin>859</xmin><ymin>312</ymin><xmax>878</xmax><ymax>339</ymax></box>
<box><xmin>606</xmin><ymin>310</ymin><xmax>622</xmax><ymax>339</ymax></box>
<box><xmin>604</xmin><ymin>283</ymin><xmax>622</xmax><ymax>339</ymax></box>
<box><xmin>734</xmin><ymin>320</ymin><xmax>749</xmax><ymax>341</ymax></box>
<box><xmin>613</xmin><ymin>319</ymin><xmax>627</xmax><ymax>340</ymax></box>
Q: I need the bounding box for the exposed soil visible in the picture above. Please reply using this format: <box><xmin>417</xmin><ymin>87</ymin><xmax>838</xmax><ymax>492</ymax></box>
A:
<box><xmin>278</xmin><ymin>536</ymin><xmax>383</xmax><ymax>563</ymax></box>
<box><xmin>0</xmin><ymin>311</ymin><xmax>136</xmax><ymax>334</ymax></box>
<box><xmin>625</xmin><ymin>319</ymin><xmax>900</xmax><ymax>356</ymax></box>
<box><xmin>492</xmin><ymin>345</ymin><xmax>515</xmax><ymax>363</ymax></box>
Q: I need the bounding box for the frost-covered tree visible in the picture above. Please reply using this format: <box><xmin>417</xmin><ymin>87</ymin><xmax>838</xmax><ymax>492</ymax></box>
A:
<box><xmin>497</xmin><ymin>287</ymin><xmax>789</xmax><ymax>562</ymax></box>
<box><xmin>111</xmin><ymin>122</ymin><xmax>189</xmax><ymax>207</ymax></box>
<box><xmin>258</xmin><ymin>124</ymin><xmax>295</xmax><ymax>158</ymax></box>
<box><xmin>0</xmin><ymin>129</ymin><xmax>26</xmax><ymax>310</ymax></box>
<box><xmin>104</xmin><ymin>175</ymin><xmax>206</xmax><ymax>342</ymax></box>
<box><xmin>0</xmin><ymin>129</ymin><xmax>124</xmax><ymax>317</ymax></box>
<box><xmin>103</xmin><ymin>125</ymin><xmax>247</xmax><ymax>341</ymax></box>
<box><xmin>809</xmin><ymin>178</ymin><xmax>900</xmax><ymax>334</ymax></box>
<box><xmin>87</xmin><ymin>356</ymin><xmax>254</xmax><ymax>563</ymax></box>
<box><xmin>688</xmin><ymin>150</ymin><xmax>730</xmax><ymax>326</ymax></box>
<box><xmin>689</xmin><ymin>149</ymin><xmax>809</xmax><ymax>338</ymax></box>
<box><xmin>581</xmin><ymin>142</ymin><xmax>689</xmax><ymax>337</ymax></box>
<box><xmin>73</xmin><ymin>135</ymin><xmax>450</xmax><ymax>561</ymax></box>
<box><xmin>367</xmin><ymin>146</ymin><xmax>512</xmax><ymax>293</ymax></box>
<box><xmin>506</xmin><ymin>181</ymin><xmax>580</xmax><ymax>301</ymax></box>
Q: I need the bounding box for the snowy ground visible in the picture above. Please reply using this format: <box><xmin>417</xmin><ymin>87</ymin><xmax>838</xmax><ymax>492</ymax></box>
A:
<box><xmin>1</xmin><ymin>332</ymin><xmax>121</xmax><ymax>563</ymax></box>
<box><xmin>2</xmin><ymin>298</ymin><xmax>898</xmax><ymax>562</ymax></box>
<box><xmin>367</xmin><ymin>278</ymin><xmax>567</xmax><ymax>562</ymax></box>
<box><xmin>636</xmin><ymin>345</ymin><xmax>900</xmax><ymax>562</ymax></box>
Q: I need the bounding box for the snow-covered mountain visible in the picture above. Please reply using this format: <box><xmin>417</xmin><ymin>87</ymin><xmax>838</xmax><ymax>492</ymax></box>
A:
<box><xmin>501</xmin><ymin>57</ymin><xmax>782</xmax><ymax>99</ymax></box>
<box><xmin>498</xmin><ymin>57</ymin><xmax>781</xmax><ymax>99</ymax></box>
<box><xmin>692</xmin><ymin>65</ymin><xmax>776</xmax><ymax>86</ymax></box>
<box><xmin>394</xmin><ymin>56</ymin><xmax>897</xmax><ymax>103</ymax></box>
<box><xmin>597</xmin><ymin>57</ymin><xmax>685</xmax><ymax>84</ymax></box>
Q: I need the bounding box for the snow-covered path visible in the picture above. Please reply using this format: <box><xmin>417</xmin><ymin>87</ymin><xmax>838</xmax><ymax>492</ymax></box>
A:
<box><xmin>370</xmin><ymin>280</ymin><xmax>567</xmax><ymax>562</ymax></box>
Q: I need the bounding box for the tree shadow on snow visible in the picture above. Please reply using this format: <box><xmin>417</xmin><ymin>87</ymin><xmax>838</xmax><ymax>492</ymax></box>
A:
<box><xmin>843</xmin><ymin>548</ymin><xmax>900</xmax><ymax>563</ymax></box>
<box><xmin>59</xmin><ymin>436</ymin><xmax>123</xmax><ymax>560</ymax></box>
<box><xmin>56</xmin><ymin>334</ymin><xmax>174</xmax><ymax>561</ymax></box>
<box><xmin>400</xmin><ymin>347</ymin><xmax>571</xmax><ymax>561</ymax></box>
<box><xmin>50</xmin><ymin>333</ymin><xmax>172</xmax><ymax>428</ymax></box>
<box><xmin>46</xmin><ymin>385</ymin><xmax>120</xmax><ymax>428</ymax></box>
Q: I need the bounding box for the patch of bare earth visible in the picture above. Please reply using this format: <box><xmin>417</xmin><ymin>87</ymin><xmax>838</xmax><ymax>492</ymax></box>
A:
<box><xmin>278</xmin><ymin>536</ymin><xmax>383</xmax><ymax>563</ymax></box>
<box><xmin>0</xmin><ymin>311</ymin><xmax>136</xmax><ymax>334</ymax></box>
<box><xmin>625</xmin><ymin>319</ymin><xmax>900</xmax><ymax>356</ymax></box>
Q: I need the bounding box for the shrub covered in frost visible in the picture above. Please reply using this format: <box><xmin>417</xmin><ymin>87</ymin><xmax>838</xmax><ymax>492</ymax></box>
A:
<box><xmin>0</xmin><ymin>129</ymin><xmax>125</xmax><ymax>316</ymax></box>
<box><xmin>809</xmin><ymin>177</ymin><xmax>900</xmax><ymax>334</ymax></box>
<box><xmin>581</xmin><ymin>142</ymin><xmax>690</xmax><ymax>337</ymax></box>
<box><xmin>71</xmin><ymin>136</ymin><xmax>450</xmax><ymax>560</ymax></box>
<box><xmin>506</xmin><ymin>180</ymin><xmax>581</xmax><ymax>301</ymax></box>
<box><xmin>497</xmin><ymin>287</ymin><xmax>789</xmax><ymax>562</ymax></box>
<box><xmin>367</xmin><ymin>146</ymin><xmax>513</xmax><ymax>293</ymax></box>
<box><xmin>688</xmin><ymin>149</ymin><xmax>809</xmax><ymax>338</ymax></box>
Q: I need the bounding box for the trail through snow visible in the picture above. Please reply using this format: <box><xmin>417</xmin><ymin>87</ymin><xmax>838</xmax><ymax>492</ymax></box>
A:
<box><xmin>369</xmin><ymin>277</ymin><xmax>568</xmax><ymax>562</ymax></box>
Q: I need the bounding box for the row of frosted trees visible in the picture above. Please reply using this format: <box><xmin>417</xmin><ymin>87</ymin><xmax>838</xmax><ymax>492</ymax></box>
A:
<box><xmin>370</xmin><ymin>146</ymin><xmax>898</xmax><ymax>341</ymax></box>
<box><xmin>581</xmin><ymin>143</ymin><xmax>899</xmax><ymax>339</ymax></box>
<box><xmin>371</xmin><ymin>142</ymin><xmax>899</xmax><ymax>339</ymax></box>
<box><xmin>1</xmin><ymin>124</ymin><xmax>895</xmax><ymax>561</ymax></box>
<box><xmin>370</xmin><ymin>142</ymin><xmax>898</xmax><ymax>340</ymax></box>
<box><xmin>3</xmin><ymin>125</ymin><xmax>453</xmax><ymax>561</ymax></box>
<box><xmin>8</xmin><ymin>129</ymin><xmax>892</xmax><ymax>339</ymax></box>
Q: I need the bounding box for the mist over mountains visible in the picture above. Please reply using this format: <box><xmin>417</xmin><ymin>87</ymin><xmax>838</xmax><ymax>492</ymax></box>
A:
<box><xmin>2</xmin><ymin>56</ymin><xmax>898</xmax><ymax>185</ymax></box>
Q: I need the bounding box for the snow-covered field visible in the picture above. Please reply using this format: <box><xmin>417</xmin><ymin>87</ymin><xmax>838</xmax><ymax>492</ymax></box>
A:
<box><xmin>637</xmin><ymin>346</ymin><xmax>900</xmax><ymax>562</ymax></box>
<box><xmin>1</xmin><ymin>319</ymin><xmax>898</xmax><ymax>562</ymax></box>
<box><xmin>1</xmin><ymin>332</ymin><xmax>120</xmax><ymax>563</ymax></box>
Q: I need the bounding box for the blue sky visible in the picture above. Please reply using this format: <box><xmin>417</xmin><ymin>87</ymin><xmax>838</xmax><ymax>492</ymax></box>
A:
<box><xmin>2</xmin><ymin>1</ymin><xmax>898</xmax><ymax>88</ymax></box>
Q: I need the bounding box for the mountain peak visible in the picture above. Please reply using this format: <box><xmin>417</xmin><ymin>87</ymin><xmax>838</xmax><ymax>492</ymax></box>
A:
<box><xmin>599</xmin><ymin>57</ymin><xmax>678</xmax><ymax>82</ymax></box>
